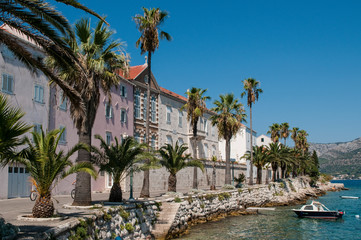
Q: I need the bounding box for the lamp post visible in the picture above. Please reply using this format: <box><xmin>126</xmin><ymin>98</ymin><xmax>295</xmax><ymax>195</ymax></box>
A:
<box><xmin>230</xmin><ymin>158</ymin><xmax>236</xmax><ymax>186</ymax></box>
<box><xmin>129</xmin><ymin>168</ymin><xmax>134</xmax><ymax>201</ymax></box>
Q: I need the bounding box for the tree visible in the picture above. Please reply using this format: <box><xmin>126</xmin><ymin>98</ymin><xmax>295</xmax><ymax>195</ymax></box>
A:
<box><xmin>159</xmin><ymin>142</ymin><xmax>204</xmax><ymax>192</ymax></box>
<box><xmin>182</xmin><ymin>87</ymin><xmax>210</xmax><ymax>189</ymax></box>
<box><xmin>0</xmin><ymin>1</ymin><xmax>106</xmax><ymax>107</ymax></box>
<box><xmin>290</xmin><ymin>127</ymin><xmax>299</xmax><ymax>147</ymax></box>
<box><xmin>134</xmin><ymin>7</ymin><xmax>171</xmax><ymax>198</ymax></box>
<box><xmin>46</xmin><ymin>18</ymin><xmax>128</xmax><ymax>206</ymax></box>
<box><xmin>267</xmin><ymin>142</ymin><xmax>290</xmax><ymax>182</ymax></box>
<box><xmin>241</xmin><ymin>78</ymin><xmax>263</xmax><ymax>185</ymax></box>
<box><xmin>0</xmin><ymin>94</ymin><xmax>31</xmax><ymax>165</ymax></box>
<box><xmin>243</xmin><ymin>146</ymin><xmax>269</xmax><ymax>184</ymax></box>
<box><xmin>210</xmin><ymin>93</ymin><xmax>246</xmax><ymax>185</ymax></box>
<box><xmin>91</xmin><ymin>135</ymin><xmax>148</xmax><ymax>202</ymax></box>
<box><xmin>19</xmin><ymin>128</ymin><xmax>97</xmax><ymax>218</ymax></box>
<box><xmin>210</xmin><ymin>155</ymin><xmax>217</xmax><ymax>190</ymax></box>
<box><xmin>296</xmin><ymin>130</ymin><xmax>309</xmax><ymax>156</ymax></box>
<box><xmin>280</xmin><ymin>122</ymin><xmax>290</xmax><ymax>146</ymax></box>
<box><xmin>267</xmin><ymin>123</ymin><xmax>281</xmax><ymax>143</ymax></box>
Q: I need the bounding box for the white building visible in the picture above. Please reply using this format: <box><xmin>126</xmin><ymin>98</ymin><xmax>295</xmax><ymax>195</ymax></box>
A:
<box><xmin>257</xmin><ymin>134</ymin><xmax>272</xmax><ymax>147</ymax></box>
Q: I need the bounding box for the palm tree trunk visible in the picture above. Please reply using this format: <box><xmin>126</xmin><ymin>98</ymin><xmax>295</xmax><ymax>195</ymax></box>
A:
<box><xmin>256</xmin><ymin>167</ymin><xmax>262</xmax><ymax>184</ymax></box>
<box><xmin>73</xmin><ymin>129</ymin><xmax>92</xmax><ymax>206</ymax></box>
<box><xmin>248</xmin><ymin>106</ymin><xmax>254</xmax><ymax>185</ymax></box>
<box><xmin>109</xmin><ymin>182</ymin><xmax>122</xmax><ymax>202</ymax></box>
<box><xmin>272</xmin><ymin>164</ymin><xmax>277</xmax><ymax>182</ymax></box>
<box><xmin>210</xmin><ymin>164</ymin><xmax>216</xmax><ymax>190</ymax></box>
<box><xmin>225</xmin><ymin>137</ymin><xmax>231</xmax><ymax>185</ymax></box>
<box><xmin>168</xmin><ymin>173</ymin><xmax>177</xmax><ymax>192</ymax></box>
<box><xmin>192</xmin><ymin>138</ymin><xmax>198</xmax><ymax>189</ymax></box>
<box><xmin>140</xmin><ymin>51</ymin><xmax>152</xmax><ymax>198</ymax></box>
<box><xmin>32</xmin><ymin>194</ymin><xmax>54</xmax><ymax>218</ymax></box>
<box><xmin>265</xmin><ymin>167</ymin><xmax>270</xmax><ymax>184</ymax></box>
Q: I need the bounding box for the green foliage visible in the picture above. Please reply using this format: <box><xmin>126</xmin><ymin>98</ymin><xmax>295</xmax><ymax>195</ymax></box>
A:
<box><xmin>218</xmin><ymin>192</ymin><xmax>231</xmax><ymax>201</ymax></box>
<box><xmin>273</xmin><ymin>191</ymin><xmax>284</xmax><ymax>196</ymax></box>
<box><xmin>248</xmin><ymin>188</ymin><xmax>252</xmax><ymax>193</ymax></box>
<box><xmin>102</xmin><ymin>210</ymin><xmax>112</xmax><ymax>221</ymax></box>
<box><xmin>279</xmin><ymin>182</ymin><xmax>285</xmax><ymax>188</ymax></box>
<box><xmin>222</xmin><ymin>184</ymin><xmax>235</xmax><ymax>190</ymax></box>
<box><xmin>186</xmin><ymin>196</ymin><xmax>193</xmax><ymax>204</ymax></box>
<box><xmin>111</xmin><ymin>232</ymin><xmax>116</xmax><ymax>239</ymax></box>
<box><xmin>125</xmin><ymin>223</ymin><xmax>134</xmax><ymax>233</ymax></box>
<box><xmin>268</xmin><ymin>184</ymin><xmax>272</xmax><ymax>190</ymax></box>
<box><xmin>289</xmin><ymin>182</ymin><xmax>296</xmax><ymax>192</ymax></box>
<box><xmin>204</xmin><ymin>194</ymin><xmax>215</xmax><ymax>201</ymax></box>
<box><xmin>200</xmin><ymin>203</ymin><xmax>205</xmax><ymax>209</ymax></box>
<box><xmin>174</xmin><ymin>197</ymin><xmax>182</xmax><ymax>203</ymax></box>
<box><xmin>69</xmin><ymin>219</ymin><xmax>90</xmax><ymax>240</ymax></box>
<box><xmin>119</xmin><ymin>209</ymin><xmax>130</xmax><ymax>221</ymax></box>
<box><xmin>120</xmin><ymin>225</ymin><xmax>125</xmax><ymax>230</ymax></box>
<box><xmin>155</xmin><ymin>202</ymin><xmax>162</xmax><ymax>211</ymax></box>
<box><xmin>237</xmin><ymin>189</ymin><xmax>243</xmax><ymax>194</ymax></box>
<box><xmin>0</xmin><ymin>217</ymin><xmax>19</xmax><ymax>239</ymax></box>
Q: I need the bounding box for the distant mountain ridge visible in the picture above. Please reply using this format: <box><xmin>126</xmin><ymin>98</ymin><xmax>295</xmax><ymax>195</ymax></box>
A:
<box><xmin>309</xmin><ymin>138</ymin><xmax>361</xmax><ymax>178</ymax></box>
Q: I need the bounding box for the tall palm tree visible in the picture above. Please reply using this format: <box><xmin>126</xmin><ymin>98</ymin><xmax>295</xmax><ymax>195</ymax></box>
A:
<box><xmin>134</xmin><ymin>7</ymin><xmax>171</xmax><ymax>198</ymax></box>
<box><xmin>91</xmin><ymin>135</ymin><xmax>148</xmax><ymax>202</ymax></box>
<box><xmin>241</xmin><ymin>78</ymin><xmax>263</xmax><ymax>185</ymax></box>
<box><xmin>267</xmin><ymin>123</ymin><xmax>281</xmax><ymax>143</ymax></box>
<box><xmin>0</xmin><ymin>1</ymin><xmax>105</xmax><ymax>107</ymax></box>
<box><xmin>280</xmin><ymin>122</ymin><xmax>290</xmax><ymax>146</ymax></box>
<box><xmin>159</xmin><ymin>142</ymin><xmax>204</xmax><ymax>192</ymax></box>
<box><xmin>242</xmin><ymin>146</ymin><xmax>269</xmax><ymax>184</ymax></box>
<box><xmin>296</xmin><ymin>130</ymin><xmax>309</xmax><ymax>156</ymax></box>
<box><xmin>210</xmin><ymin>93</ymin><xmax>246</xmax><ymax>185</ymax></box>
<box><xmin>0</xmin><ymin>94</ymin><xmax>31</xmax><ymax>166</ymax></box>
<box><xmin>19</xmin><ymin>128</ymin><xmax>97</xmax><ymax>218</ymax></box>
<box><xmin>210</xmin><ymin>155</ymin><xmax>217</xmax><ymax>190</ymax></box>
<box><xmin>290</xmin><ymin>127</ymin><xmax>299</xmax><ymax>147</ymax></box>
<box><xmin>182</xmin><ymin>87</ymin><xmax>210</xmax><ymax>189</ymax></box>
<box><xmin>46</xmin><ymin>18</ymin><xmax>128</xmax><ymax>206</ymax></box>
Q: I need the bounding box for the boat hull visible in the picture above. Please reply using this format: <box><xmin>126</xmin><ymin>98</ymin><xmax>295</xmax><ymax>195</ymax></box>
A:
<box><xmin>293</xmin><ymin>210</ymin><xmax>343</xmax><ymax>219</ymax></box>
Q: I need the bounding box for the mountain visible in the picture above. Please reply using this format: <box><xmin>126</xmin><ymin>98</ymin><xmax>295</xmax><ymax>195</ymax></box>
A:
<box><xmin>309</xmin><ymin>138</ymin><xmax>361</xmax><ymax>178</ymax></box>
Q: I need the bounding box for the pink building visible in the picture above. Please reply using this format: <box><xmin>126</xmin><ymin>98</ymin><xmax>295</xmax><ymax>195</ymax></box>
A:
<box><xmin>49</xmin><ymin>78</ymin><xmax>134</xmax><ymax>195</ymax></box>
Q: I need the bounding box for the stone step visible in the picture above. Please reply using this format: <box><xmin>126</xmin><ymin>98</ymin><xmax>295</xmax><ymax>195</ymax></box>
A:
<box><xmin>152</xmin><ymin>202</ymin><xmax>181</xmax><ymax>239</ymax></box>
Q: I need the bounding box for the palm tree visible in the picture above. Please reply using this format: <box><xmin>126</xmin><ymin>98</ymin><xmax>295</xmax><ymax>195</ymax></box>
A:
<box><xmin>46</xmin><ymin>18</ymin><xmax>128</xmax><ymax>206</ymax></box>
<box><xmin>134</xmin><ymin>7</ymin><xmax>171</xmax><ymax>198</ymax></box>
<box><xmin>159</xmin><ymin>142</ymin><xmax>204</xmax><ymax>192</ymax></box>
<box><xmin>182</xmin><ymin>87</ymin><xmax>210</xmax><ymax>189</ymax></box>
<box><xmin>267</xmin><ymin>142</ymin><xmax>290</xmax><ymax>182</ymax></box>
<box><xmin>0</xmin><ymin>1</ymin><xmax>105</xmax><ymax>106</ymax></box>
<box><xmin>210</xmin><ymin>93</ymin><xmax>246</xmax><ymax>185</ymax></box>
<box><xmin>267</xmin><ymin>123</ymin><xmax>281</xmax><ymax>143</ymax></box>
<box><xmin>243</xmin><ymin>146</ymin><xmax>269</xmax><ymax>184</ymax></box>
<box><xmin>0</xmin><ymin>94</ymin><xmax>31</xmax><ymax>166</ymax></box>
<box><xmin>241</xmin><ymin>78</ymin><xmax>263</xmax><ymax>185</ymax></box>
<box><xmin>210</xmin><ymin>155</ymin><xmax>217</xmax><ymax>190</ymax></box>
<box><xmin>91</xmin><ymin>135</ymin><xmax>148</xmax><ymax>202</ymax></box>
<box><xmin>19</xmin><ymin>128</ymin><xmax>97</xmax><ymax>218</ymax></box>
<box><xmin>280</xmin><ymin>122</ymin><xmax>290</xmax><ymax>146</ymax></box>
<box><xmin>290</xmin><ymin>127</ymin><xmax>299</xmax><ymax>148</ymax></box>
<box><xmin>296</xmin><ymin>130</ymin><xmax>309</xmax><ymax>156</ymax></box>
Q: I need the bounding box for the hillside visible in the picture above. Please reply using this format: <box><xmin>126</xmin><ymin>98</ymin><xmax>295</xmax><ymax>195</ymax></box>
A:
<box><xmin>309</xmin><ymin>138</ymin><xmax>361</xmax><ymax>179</ymax></box>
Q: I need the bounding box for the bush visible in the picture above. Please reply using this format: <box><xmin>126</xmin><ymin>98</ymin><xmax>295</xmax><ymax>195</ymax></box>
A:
<box><xmin>174</xmin><ymin>197</ymin><xmax>182</xmax><ymax>203</ymax></box>
<box><xmin>0</xmin><ymin>217</ymin><xmax>19</xmax><ymax>240</ymax></box>
<box><xmin>119</xmin><ymin>209</ymin><xmax>130</xmax><ymax>221</ymax></box>
<box><xmin>125</xmin><ymin>223</ymin><xmax>134</xmax><ymax>233</ymax></box>
<box><xmin>222</xmin><ymin>184</ymin><xmax>235</xmax><ymax>190</ymax></box>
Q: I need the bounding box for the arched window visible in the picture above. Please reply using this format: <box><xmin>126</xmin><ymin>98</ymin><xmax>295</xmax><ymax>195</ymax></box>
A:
<box><xmin>134</xmin><ymin>90</ymin><xmax>140</xmax><ymax>119</ymax></box>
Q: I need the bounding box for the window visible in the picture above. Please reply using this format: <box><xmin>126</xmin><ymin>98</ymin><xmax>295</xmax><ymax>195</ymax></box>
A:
<box><xmin>33</xmin><ymin>123</ymin><xmax>42</xmax><ymax>141</ymax></box>
<box><xmin>212</xmin><ymin>145</ymin><xmax>216</xmax><ymax>157</ymax></box>
<box><xmin>106</xmin><ymin>132</ymin><xmax>112</xmax><ymax>145</ymax></box>
<box><xmin>204</xmin><ymin>143</ymin><xmax>208</xmax><ymax>159</ymax></box>
<box><xmin>120</xmin><ymin>109</ymin><xmax>127</xmax><ymax>123</ymax></box>
<box><xmin>59</xmin><ymin>126</ymin><xmax>66</xmax><ymax>144</ymax></box>
<box><xmin>120</xmin><ymin>85</ymin><xmax>127</xmax><ymax>97</ymax></box>
<box><xmin>166</xmin><ymin>106</ymin><xmax>171</xmax><ymax>124</ymax></box>
<box><xmin>105</xmin><ymin>102</ymin><xmax>113</xmax><ymax>119</ymax></box>
<box><xmin>178</xmin><ymin>138</ymin><xmax>184</xmax><ymax>146</ymax></box>
<box><xmin>59</xmin><ymin>91</ymin><xmax>67</xmax><ymax>111</ymax></box>
<box><xmin>143</xmin><ymin>93</ymin><xmax>147</xmax><ymax>120</ymax></box>
<box><xmin>178</xmin><ymin>110</ymin><xmax>183</xmax><ymax>127</ymax></box>
<box><xmin>143</xmin><ymin>134</ymin><xmax>147</xmax><ymax>143</ymax></box>
<box><xmin>261</xmin><ymin>138</ymin><xmax>264</xmax><ymax>143</ymax></box>
<box><xmin>166</xmin><ymin>135</ymin><xmax>173</xmax><ymax>145</ymax></box>
<box><xmin>134</xmin><ymin>90</ymin><xmax>141</xmax><ymax>119</ymax></box>
<box><xmin>204</xmin><ymin>119</ymin><xmax>208</xmax><ymax>135</ymax></box>
<box><xmin>2</xmin><ymin>73</ymin><xmax>13</xmax><ymax>94</ymax></box>
<box><xmin>134</xmin><ymin>132</ymin><xmax>140</xmax><ymax>143</ymax></box>
<box><xmin>34</xmin><ymin>85</ymin><xmax>44</xmax><ymax>103</ymax></box>
<box><xmin>151</xmin><ymin>96</ymin><xmax>156</xmax><ymax>122</ymax></box>
<box><xmin>211</xmin><ymin>125</ymin><xmax>215</xmax><ymax>136</ymax></box>
<box><xmin>151</xmin><ymin>135</ymin><xmax>156</xmax><ymax>150</ymax></box>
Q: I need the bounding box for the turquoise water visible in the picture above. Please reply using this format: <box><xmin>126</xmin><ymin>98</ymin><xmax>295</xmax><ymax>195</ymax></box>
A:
<box><xmin>181</xmin><ymin>180</ymin><xmax>361</xmax><ymax>240</ymax></box>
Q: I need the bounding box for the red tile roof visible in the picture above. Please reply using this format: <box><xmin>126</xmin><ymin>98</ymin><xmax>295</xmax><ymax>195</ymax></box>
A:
<box><xmin>117</xmin><ymin>64</ymin><xmax>147</xmax><ymax>80</ymax></box>
<box><xmin>160</xmin><ymin>87</ymin><xmax>188</xmax><ymax>102</ymax></box>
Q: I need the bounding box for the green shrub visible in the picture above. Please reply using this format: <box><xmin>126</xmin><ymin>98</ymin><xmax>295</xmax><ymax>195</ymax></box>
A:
<box><xmin>218</xmin><ymin>192</ymin><xmax>231</xmax><ymax>201</ymax></box>
<box><xmin>222</xmin><ymin>184</ymin><xmax>235</xmax><ymax>190</ymax></box>
<box><xmin>111</xmin><ymin>232</ymin><xmax>117</xmax><ymax>239</ymax></box>
<box><xmin>186</xmin><ymin>196</ymin><xmax>193</xmax><ymax>204</ymax></box>
<box><xmin>174</xmin><ymin>197</ymin><xmax>182</xmax><ymax>203</ymax></box>
<box><xmin>125</xmin><ymin>223</ymin><xmax>134</xmax><ymax>233</ymax></box>
<box><xmin>155</xmin><ymin>201</ymin><xmax>162</xmax><ymax>211</ymax></box>
<box><xmin>248</xmin><ymin>188</ymin><xmax>252</xmax><ymax>193</ymax></box>
<box><xmin>289</xmin><ymin>182</ymin><xmax>296</xmax><ymax>192</ymax></box>
<box><xmin>268</xmin><ymin>184</ymin><xmax>272</xmax><ymax>190</ymax></box>
<box><xmin>119</xmin><ymin>209</ymin><xmax>130</xmax><ymax>221</ymax></box>
<box><xmin>102</xmin><ymin>210</ymin><xmax>112</xmax><ymax>221</ymax></box>
<box><xmin>279</xmin><ymin>182</ymin><xmax>285</xmax><ymax>188</ymax></box>
<box><xmin>205</xmin><ymin>193</ymin><xmax>215</xmax><ymax>201</ymax></box>
<box><xmin>200</xmin><ymin>203</ymin><xmax>205</xmax><ymax>209</ymax></box>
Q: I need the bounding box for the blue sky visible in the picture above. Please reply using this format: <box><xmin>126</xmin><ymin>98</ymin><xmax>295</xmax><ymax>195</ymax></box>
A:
<box><xmin>57</xmin><ymin>0</ymin><xmax>361</xmax><ymax>143</ymax></box>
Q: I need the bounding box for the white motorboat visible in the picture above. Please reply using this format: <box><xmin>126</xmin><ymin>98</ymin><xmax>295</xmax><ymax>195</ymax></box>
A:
<box><xmin>293</xmin><ymin>201</ymin><xmax>344</xmax><ymax>219</ymax></box>
<box><xmin>340</xmin><ymin>196</ymin><xmax>359</xmax><ymax>199</ymax></box>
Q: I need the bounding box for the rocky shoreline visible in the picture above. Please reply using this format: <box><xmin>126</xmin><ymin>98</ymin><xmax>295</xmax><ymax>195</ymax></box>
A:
<box><xmin>164</xmin><ymin>177</ymin><xmax>345</xmax><ymax>239</ymax></box>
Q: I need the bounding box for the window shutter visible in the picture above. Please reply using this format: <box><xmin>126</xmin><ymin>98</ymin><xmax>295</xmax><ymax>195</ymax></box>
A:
<box><xmin>8</xmin><ymin>75</ymin><xmax>13</xmax><ymax>92</ymax></box>
<box><xmin>2</xmin><ymin>74</ymin><xmax>6</xmax><ymax>90</ymax></box>
<box><xmin>124</xmin><ymin>111</ymin><xmax>127</xmax><ymax>123</ymax></box>
<box><xmin>124</xmin><ymin>87</ymin><xmax>127</xmax><ymax>98</ymax></box>
<box><xmin>110</xmin><ymin>106</ymin><xmax>113</xmax><ymax>118</ymax></box>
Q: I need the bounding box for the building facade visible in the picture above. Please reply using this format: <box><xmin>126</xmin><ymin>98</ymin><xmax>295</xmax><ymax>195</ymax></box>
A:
<box><xmin>0</xmin><ymin>25</ymin><xmax>49</xmax><ymax>198</ymax></box>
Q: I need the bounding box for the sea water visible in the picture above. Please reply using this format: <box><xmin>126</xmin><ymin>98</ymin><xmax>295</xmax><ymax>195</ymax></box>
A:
<box><xmin>181</xmin><ymin>180</ymin><xmax>361</xmax><ymax>240</ymax></box>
